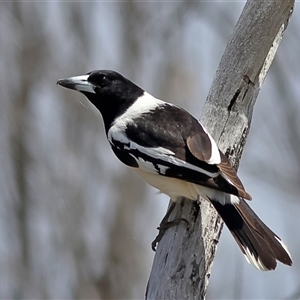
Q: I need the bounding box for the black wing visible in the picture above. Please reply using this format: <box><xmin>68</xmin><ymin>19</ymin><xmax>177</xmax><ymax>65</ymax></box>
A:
<box><xmin>109</xmin><ymin>104</ymin><xmax>251</xmax><ymax>199</ymax></box>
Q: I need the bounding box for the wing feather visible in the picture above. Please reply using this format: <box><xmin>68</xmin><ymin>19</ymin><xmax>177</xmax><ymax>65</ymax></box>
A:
<box><xmin>218</xmin><ymin>151</ymin><xmax>252</xmax><ymax>200</ymax></box>
<box><xmin>109</xmin><ymin>104</ymin><xmax>251</xmax><ymax>200</ymax></box>
<box><xmin>186</xmin><ymin>125</ymin><xmax>251</xmax><ymax>201</ymax></box>
<box><xmin>186</xmin><ymin>133</ymin><xmax>211</xmax><ymax>162</ymax></box>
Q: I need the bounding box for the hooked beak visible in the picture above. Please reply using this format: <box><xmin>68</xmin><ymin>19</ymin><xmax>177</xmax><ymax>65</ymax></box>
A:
<box><xmin>57</xmin><ymin>74</ymin><xmax>96</xmax><ymax>94</ymax></box>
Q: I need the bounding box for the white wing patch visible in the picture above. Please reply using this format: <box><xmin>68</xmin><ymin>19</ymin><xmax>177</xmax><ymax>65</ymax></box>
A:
<box><xmin>136</xmin><ymin>159</ymin><xmax>169</xmax><ymax>175</ymax></box>
<box><xmin>156</xmin><ymin>164</ymin><xmax>170</xmax><ymax>175</ymax></box>
<box><xmin>135</xmin><ymin>157</ymin><xmax>158</xmax><ymax>174</ymax></box>
<box><xmin>108</xmin><ymin>129</ymin><xmax>220</xmax><ymax>179</ymax></box>
<box><xmin>201</xmin><ymin>122</ymin><xmax>221</xmax><ymax>165</ymax></box>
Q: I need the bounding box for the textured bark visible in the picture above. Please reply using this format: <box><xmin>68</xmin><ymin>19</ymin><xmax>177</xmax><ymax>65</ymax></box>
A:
<box><xmin>146</xmin><ymin>1</ymin><xmax>294</xmax><ymax>299</ymax></box>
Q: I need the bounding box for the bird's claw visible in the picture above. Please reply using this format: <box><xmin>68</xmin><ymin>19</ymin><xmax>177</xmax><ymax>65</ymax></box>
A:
<box><xmin>151</xmin><ymin>218</ymin><xmax>189</xmax><ymax>251</ymax></box>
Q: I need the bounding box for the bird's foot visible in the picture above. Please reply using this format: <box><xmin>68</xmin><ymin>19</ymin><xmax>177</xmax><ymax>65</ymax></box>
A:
<box><xmin>151</xmin><ymin>218</ymin><xmax>188</xmax><ymax>251</ymax></box>
<box><xmin>151</xmin><ymin>202</ymin><xmax>189</xmax><ymax>251</ymax></box>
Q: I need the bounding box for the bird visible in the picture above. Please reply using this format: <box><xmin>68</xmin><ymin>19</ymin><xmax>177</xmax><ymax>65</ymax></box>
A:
<box><xmin>57</xmin><ymin>70</ymin><xmax>292</xmax><ymax>271</ymax></box>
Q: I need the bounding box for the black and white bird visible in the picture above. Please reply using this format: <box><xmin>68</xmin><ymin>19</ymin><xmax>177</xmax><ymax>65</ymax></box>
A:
<box><xmin>57</xmin><ymin>70</ymin><xmax>292</xmax><ymax>271</ymax></box>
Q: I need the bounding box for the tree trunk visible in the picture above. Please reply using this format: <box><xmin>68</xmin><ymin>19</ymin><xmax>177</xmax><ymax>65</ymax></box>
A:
<box><xmin>146</xmin><ymin>1</ymin><xmax>295</xmax><ymax>299</ymax></box>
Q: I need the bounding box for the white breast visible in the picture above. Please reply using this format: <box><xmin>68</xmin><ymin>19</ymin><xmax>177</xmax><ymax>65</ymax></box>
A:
<box><xmin>132</xmin><ymin>167</ymin><xmax>238</xmax><ymax>205</ymax></box>
<box><xmin>133</xmin><ymin>168</ymin><xmax>199</xmax><ymax>202</ymax></box>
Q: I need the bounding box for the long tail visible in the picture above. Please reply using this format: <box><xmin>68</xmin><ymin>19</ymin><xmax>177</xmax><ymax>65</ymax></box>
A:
<box><xmin>210</xmin><ymin>198</ymin><xmax>292</xmax><ymax>270</ymax></box>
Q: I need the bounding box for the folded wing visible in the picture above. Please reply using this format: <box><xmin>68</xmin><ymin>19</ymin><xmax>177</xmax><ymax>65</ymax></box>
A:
<box><xmin>108</xmin><ymin>103</ymin><xmax>251</xmax><ymax>199</ymax></box>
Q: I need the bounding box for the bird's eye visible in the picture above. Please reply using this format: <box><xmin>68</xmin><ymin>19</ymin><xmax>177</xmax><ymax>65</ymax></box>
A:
<box><xmin>99</xmin><ymin>75</ymin><xmax>109</xmax><ymax>88</ymax></box>
<box><xmin>88</xmin><ymin>73</ymin><xmax>110</xmax><ymax>88</ymax></box>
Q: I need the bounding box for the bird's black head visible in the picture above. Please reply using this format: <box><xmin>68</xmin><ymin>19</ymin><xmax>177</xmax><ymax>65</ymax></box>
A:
<box><xmin>57</xmin><ymin>70</ymin><xmax>144</xmax><ymax>130</ymax></box>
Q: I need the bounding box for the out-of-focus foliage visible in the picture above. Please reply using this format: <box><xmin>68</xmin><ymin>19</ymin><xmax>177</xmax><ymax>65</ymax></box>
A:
<box><xmin>0</xmin><ymin>2</ymin><xmax>299</xmax><ymax>299</ymax></box>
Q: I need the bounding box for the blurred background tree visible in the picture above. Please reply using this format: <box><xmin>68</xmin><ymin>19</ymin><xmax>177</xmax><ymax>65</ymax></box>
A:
<box><xmin>0</xmin><ymin>1</ymin><xmax>299</xmax><ymax>299</ymax></box>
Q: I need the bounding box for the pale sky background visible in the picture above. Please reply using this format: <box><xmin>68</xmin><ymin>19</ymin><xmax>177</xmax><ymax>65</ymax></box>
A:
<box><xmin>0</xmin><ymin>1</ymin><xmax>299</xmax><ymax>299</ymax></box>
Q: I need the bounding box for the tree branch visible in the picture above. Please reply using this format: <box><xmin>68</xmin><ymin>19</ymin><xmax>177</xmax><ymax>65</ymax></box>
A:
<box><xmin>146</xmin><ymin>1</ymin><xmax>294</xmax><ymax>299</ymax></box>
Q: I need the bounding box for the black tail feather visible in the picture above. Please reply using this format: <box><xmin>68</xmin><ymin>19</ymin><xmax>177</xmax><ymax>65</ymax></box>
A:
<box><xmin>210</xmin><ymin>199</ymin><xmax>292</xmax><ymax>270</ymax></box>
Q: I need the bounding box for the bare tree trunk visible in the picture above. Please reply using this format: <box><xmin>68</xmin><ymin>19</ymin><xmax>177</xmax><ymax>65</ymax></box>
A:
<box><xmin>146</xmin><ymin>1</ymin><xmax>294</xmax><ymax>299</ymax></box>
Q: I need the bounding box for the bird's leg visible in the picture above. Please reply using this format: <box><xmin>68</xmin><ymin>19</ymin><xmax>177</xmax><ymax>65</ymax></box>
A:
<box><xmin>151</xmin><ymin>202</ymin><xmax>189</xmax><ymax>251</ymax></box>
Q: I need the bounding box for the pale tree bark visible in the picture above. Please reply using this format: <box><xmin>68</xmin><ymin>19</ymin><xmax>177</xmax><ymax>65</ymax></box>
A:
<box><xmin>146</xmin><ymin>1</ymin><xmax>295</xmax><ymax>299</ymax></box>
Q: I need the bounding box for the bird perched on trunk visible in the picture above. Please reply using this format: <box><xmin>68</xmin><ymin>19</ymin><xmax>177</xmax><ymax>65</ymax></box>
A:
<box><xmin>57</xmin><ymin>70</ymin><xmax>292</xmax><ymax>271</ymax></box>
